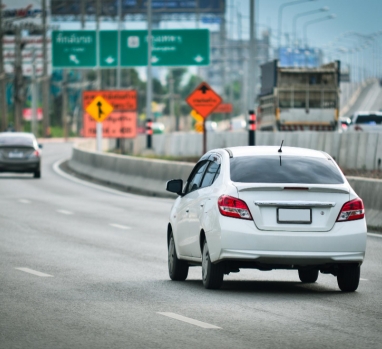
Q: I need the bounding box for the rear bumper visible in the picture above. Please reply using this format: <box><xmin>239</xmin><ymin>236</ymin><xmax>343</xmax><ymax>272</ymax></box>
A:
<box><xmin>207</xmin><ymin>217</ymin><xmax>367</xmax><ymax>266</ymax></box>
<box><xmin>0</xmin><ymin>159</ymin><xmax>40</xmax><ymax>172</ymax></box>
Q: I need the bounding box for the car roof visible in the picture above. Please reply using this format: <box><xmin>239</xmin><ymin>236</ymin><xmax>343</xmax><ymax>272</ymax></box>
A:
<box><xmin>225</xmin><ymin>146</ymin><xmax>328</xmax><ymax>159</ymax></box>
<box><xmin>354</xmin><ymin>111</ymin><xmax>382</xmax><ymax>116</ymax></box>
<box><xmin>0</xmin><ymin>132</ymin><xmax>35</xmax><ymax>138</ymax></box>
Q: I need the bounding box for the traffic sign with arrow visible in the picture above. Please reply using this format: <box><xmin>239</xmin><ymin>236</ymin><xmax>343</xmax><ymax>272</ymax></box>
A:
<box><xmin>186</xmin><ymin>82</ymin><xmax>222</xmax><ymax>118</ymax></box>
<box><xmin>86</xmin><ymin>96</ymin><xmax>114</xmax><ymax>122</ymax></box>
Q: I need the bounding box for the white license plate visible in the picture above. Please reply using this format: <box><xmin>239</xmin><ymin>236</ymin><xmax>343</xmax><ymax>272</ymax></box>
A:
<box><xmin>9</xmin><ymin>152</ymin><xmax>24</xmax><ymax>158</ymax></box>
<box><xmin>277</xmin><ymin>208</ymin><xmax>312</xmax><ymax>224</ymax></box>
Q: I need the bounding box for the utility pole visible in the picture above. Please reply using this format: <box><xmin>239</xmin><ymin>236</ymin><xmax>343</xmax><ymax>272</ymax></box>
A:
<box><xmin>14</xmin><ymin>26</ymin><xmax>24</xmax><ymax>132</ymax></box>
<box><xmin>169</xmin><ymin>69</ymin><xmax>176</xmax><ymax>131</ymax></box>
<box><xmin>220</xmin><ymin>13</ymin><xmax>226</xmax><ymax>103</ymax></box>
<box><xmin>42</xmin><ymin>0</ymin><xmax>50</xmax><ymax>137</ymax></box>
<box><xmin>62</xmin><ymin>69</ymin><xmax>68</xmax><ymax>140</ymax></box>
<box><xmin>228</xmin><ymin>0</ymin><xmax>234</xmax><ymax>121</ymax></box>
<box><xmin>116</xmin><ymin>0</ymin><xmax>122</xmax><ymax>88</ymax></box>
<box><xmin>146</xmin><ymin>0</ymin><xmax>153</xmax><ymax>149</ymax></box>
<box><xmin>95</xmin><ymin>0</ymin><xmax>102</xmax><ymax>151</ymax></box>
<box><xmin>248</xmin><ymin>0</ymin><xmax>256</xmax><ymax>146</ymax></box>
<box><xmin>96</xmin><ymin>0</ymin><xmax>101</xmax><ymax>89</ymax></box>
<box><xmin>0</xmin><ymin>0</ymin><xmax>7</xmax><ymax>132</ymax></box>
<box><xmin>31</xmin><ymin>47</ymin><xmax>38</xmax><ymax>136</ymax></box>
<box><xmin>248</xmin><ymin>0</ymin><xmax>256</xmax><ymax>111</ymax></box>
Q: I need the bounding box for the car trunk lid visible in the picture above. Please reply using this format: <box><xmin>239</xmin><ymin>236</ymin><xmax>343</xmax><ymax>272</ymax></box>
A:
<box><xmin>235</xmin><ymin>183</ymin><xmax>350</xmax><ymax>232</ymax></box>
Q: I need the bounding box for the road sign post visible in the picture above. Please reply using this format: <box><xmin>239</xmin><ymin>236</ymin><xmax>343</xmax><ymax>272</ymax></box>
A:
<box><xmin>186</xmin><ymin>82</ymin><xmax>222</xmax><ymax>154</ymax></box>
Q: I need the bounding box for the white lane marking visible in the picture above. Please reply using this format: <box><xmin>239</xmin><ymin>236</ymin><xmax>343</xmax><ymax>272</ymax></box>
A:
<box><xmin>367</xmin><ymin>233</ymin><xmax>382</xmax><ymax>238</ymax></box>
<box><xmin>56</xmin><ymin>209</ymin><xmax>73</xmax><ymax>215</ymax></box>
<box><xmin>19</xmin><ymin>199</ymin><xmax>31</xmax><ymax>204</ymax></box>
<box><xmin>360</xmin><ymin>278</ymin><xmax>368</xmax><ymax>281</ymax></box>
<box><xmin>53</xmin><ymin>159</ymin><xmax>171</xmax><ymax>203</ymax></box>
<box><xmin>15</xmin><ymin>267</ymin><xmax>53</xmax><ymax>277</ymax></box>
<box><xmin>157</xmin><ymin>312</ymin><xmax>221</xmax><ymax>329</ymax></box>
<box><xmin>109</xmin><ymin>223</ymin><xmax>131</xmax><ymax>230</ymax></box>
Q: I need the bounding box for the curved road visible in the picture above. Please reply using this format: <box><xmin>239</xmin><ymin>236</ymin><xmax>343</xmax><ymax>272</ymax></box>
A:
<box><xmin>1</xmin><ymin>142</ymin><xmax>382</xmax><ymax>349</ymax></box>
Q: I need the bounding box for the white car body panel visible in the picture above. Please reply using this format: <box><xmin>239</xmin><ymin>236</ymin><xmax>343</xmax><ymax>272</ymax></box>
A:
<box><xmin>168</xmin><ymin>146</ymin><xmax>367</xmax><ymax>269</ymax></box>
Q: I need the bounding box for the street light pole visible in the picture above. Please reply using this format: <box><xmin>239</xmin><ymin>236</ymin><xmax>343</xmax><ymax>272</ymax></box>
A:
<box><xmin>303</xmin><ymin>14</ymin><xmax>336</xmax><ymax>46</ymax></box>
<box><xmin>292</xmin><ymin>7</ymin><xmax>329</xmax><ymax>46</ymax></box>
<box><xmin>277</xmin><ymin>0</ymin><xmax>317</xmax><ymax>52</ymax></box>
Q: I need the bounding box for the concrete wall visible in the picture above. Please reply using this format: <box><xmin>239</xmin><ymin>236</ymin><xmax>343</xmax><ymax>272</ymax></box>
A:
<box><xmin>69</xmin><ymin>145</ymin><xmax>382</xmax><ymax>229</ymax></box>
<box><xmin>121</xmin><ymin>131</ymin><xmax>382</xmax><ymax>170</ymax></box>
<box><xmin>69</xmin><ymin>146</ymin><xmax>194</xmax><ymax>198</ymax></box>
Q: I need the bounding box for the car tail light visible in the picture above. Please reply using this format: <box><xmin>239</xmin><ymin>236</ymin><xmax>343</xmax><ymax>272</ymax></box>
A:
<box><xmin>336</xmin><ymin>198</ymin><xmax>365</xmax><ymax>222</ymax></box>
<box><xmin>218</xmin><ymin>195</ymin><xmax>253</xmax><ymax>220</ymax></box>
<box><xmin>30</xmin><ymin>150</ymin><xmax>40</xmax><ymax>158</ymax></box>
<box><xmin>354</xmin><ymin>125</ymin><xmax>363</xmax><ymax>131</ymax></box>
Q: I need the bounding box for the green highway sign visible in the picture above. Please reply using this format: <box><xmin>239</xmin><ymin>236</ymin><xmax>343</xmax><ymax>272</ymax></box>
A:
<box><xmin>120</xmin><ymin>29</ymin><xmax>210</xmax><ymax>66</ymax></box>
<box><xmin>99</xmin><ymin>31</ymin><xmax>118</xmax><ymax>68</ymax></box>
<box><xmin>52</xmin><ymin>31</ymin><xmax>97</xmax><ymax>68</ymax></box>
<box><xmin>52</xmin><ymin>29</ymin><xmax>210</xmax><ymax>69</ymax></box>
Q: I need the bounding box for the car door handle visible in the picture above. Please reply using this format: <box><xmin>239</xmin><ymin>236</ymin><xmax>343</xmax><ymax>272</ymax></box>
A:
<box><xmin>186</xmin><ymin>209</ymin><xmax>189</xmax><ymax>213</ymax></box>
<box><xmin>200</xmin><ymin>204</ymin><xmax>204</xmax><ymax>207</ymax></box>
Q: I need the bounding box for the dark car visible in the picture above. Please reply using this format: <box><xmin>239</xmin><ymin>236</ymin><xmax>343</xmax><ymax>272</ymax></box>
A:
<box><xmin>0</xmin><ymin>132</ymin><xmax>42</xmax><ymax>178</ymax></box>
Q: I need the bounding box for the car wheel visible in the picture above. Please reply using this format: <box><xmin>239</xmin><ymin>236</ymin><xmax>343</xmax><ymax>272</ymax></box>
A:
<box><xmin>168</xmin><ymin>234</ymin><xmax>188</xmax><ymax>281</ymax></box>
<box><xmin>298</xmin><ymin>269</ymin><xmax>319</xmax><ymax>283</ymax></box>
<box><xmin>337</xmin><ymin>264</ymin><xmax>360</xmax><ymax>292</ymax></box>
<box><xmin>34</xmin><ymin>170</ymin><xmax>41</xmax><ymax>178</ymax></box>
<box><xmin>202</xmin><ymin>240</ymin><xmax>224</xmax><ymax>289</ymax></box>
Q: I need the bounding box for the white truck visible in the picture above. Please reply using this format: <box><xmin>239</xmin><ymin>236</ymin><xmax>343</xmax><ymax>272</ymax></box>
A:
<box><xmin>258</xmin><ymin>60</ymin><xmax>341</xmax><ymax>131</ymax></box>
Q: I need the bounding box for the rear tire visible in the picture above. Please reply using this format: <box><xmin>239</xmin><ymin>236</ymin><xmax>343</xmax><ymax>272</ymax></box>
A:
<box><xmin>202</xmin><ymin>240</ymin><xmax>224</xmax><ymax>289</ymax></box>
<box><xmin>298</xmin><ymin>269</ymin><xmax>319</xmax><ymax>283</ymax></box>
<box><xmin>34</xmin><ymin>170</ymin><xmax>41</xmax><ymax>178</ymax></box>
<box><xmin>337</xmin><ymin>265</ymin><xmax>360</xmax><ymax>292</ymax></box>
<box><xmin>168</xmin><ymin>234</ymin><xmax>188</xmax><ymax>281</ymax></box>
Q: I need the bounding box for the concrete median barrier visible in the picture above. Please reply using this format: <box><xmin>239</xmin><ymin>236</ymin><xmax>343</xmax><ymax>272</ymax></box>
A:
<box><xmin>68</xmin><ymin>144</ymin><xmax>382</xmax><ymax>229</ymax></box>
<box><xmin>68</xmin><ymin>145</ymin><xmax>194</xmax><ymax>197</ymax></box>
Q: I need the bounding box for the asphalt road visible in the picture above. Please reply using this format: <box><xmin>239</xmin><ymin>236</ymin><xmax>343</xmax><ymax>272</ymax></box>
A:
<box><xmin>1</xmin><ymin>142</ymin><xmax>382</xmax><ymax>349</ymax></box>
<box><xmin>347</xmin><ymin>81</ymin><xmax>382</xmax><ymax>115</ymax></box>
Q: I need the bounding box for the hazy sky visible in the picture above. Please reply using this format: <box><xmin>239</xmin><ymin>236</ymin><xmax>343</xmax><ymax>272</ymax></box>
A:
<box><xmin>236</xmin><ymin>0</ymin><xmax>382</xmax><ymax>48</ymax></box>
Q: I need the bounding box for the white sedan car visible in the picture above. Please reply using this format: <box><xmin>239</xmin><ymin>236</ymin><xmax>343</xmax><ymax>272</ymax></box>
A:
<box><xmin>166</xmin><ymin>146</ymin><xmax>367</xmax><ymax>292</ymax></box>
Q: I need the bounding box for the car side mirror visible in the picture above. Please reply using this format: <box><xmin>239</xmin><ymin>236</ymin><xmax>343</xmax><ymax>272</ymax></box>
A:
<box><xmin>38</xmin><ymin>144</ymin><xmax>43</xmax><ymax>149</ymax></box>
<box><xmin>166</xmin><ymin>179</ymin><xmax>183</xmax><ymax>195</ymax></box>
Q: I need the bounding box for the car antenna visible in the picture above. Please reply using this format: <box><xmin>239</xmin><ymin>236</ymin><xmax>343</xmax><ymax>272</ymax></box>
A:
<box><xmin>278</xmin><ymin>140</ymin><xmax>284</xmax><ymax>153</ymax></box>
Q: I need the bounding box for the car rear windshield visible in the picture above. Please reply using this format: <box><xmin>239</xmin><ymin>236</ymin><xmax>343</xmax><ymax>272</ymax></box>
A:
<box><xmin>355</xmin><ymin>114</ymin><xmax>382</xmax><ymax>125</ymax></box>
<box><xmin>0</xmin><ymin>135</ymin><xmax>34</xmax><ymax>147</ymax></box>
<box><xmin>230</xmin><ymin>156</ymin><xmax>344</xmax><ymax>184</ymax></box>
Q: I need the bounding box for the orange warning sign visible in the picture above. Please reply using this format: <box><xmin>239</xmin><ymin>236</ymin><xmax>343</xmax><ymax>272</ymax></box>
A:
<box><xmin>186</xmin><ymin>82</ymin><xmax>222</xmax><ymax>118</ymax></box>
<box><xmin>83</xmin><ymin>111</ymin><xmax>137</xmax><ymax>138</ymax></box>
<box><xmin>82</xmin><ymin>90</ymin><xmax>137</xmax><ymax>138</ymax></box>
<box><xmin>213</xmin><ymin>103</ymin><xmax>233</xmax><ymax>114</ymax></box>
<box><xmin>83</xmin><ymin>90</ymin><xmax>137</xmax><ymax>111</ymax></box>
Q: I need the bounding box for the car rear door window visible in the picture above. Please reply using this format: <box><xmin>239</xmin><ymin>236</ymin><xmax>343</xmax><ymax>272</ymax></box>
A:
<box><xmin>186</xmin><ymin>161</ymin><xmax>209</xmax><ymax>194</ymax></box>
<box><xmin>201</xmin><ymin>161</ymin><xmax>220</xmax><ymax>188</ymax></box>
<box><xmin>230</xmin><ymin>156</ymin><xmax>344</xmax><ymax>184</ymax></box>
<box><xmin>355</xmin><ymin>114</ymin><xmax>382</xmax><ymax>125</ymax></box>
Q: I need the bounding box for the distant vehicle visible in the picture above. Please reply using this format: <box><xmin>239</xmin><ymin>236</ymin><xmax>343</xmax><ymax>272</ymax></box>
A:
<box><xmin>205</xmin><ymin>121</ymin><xmax>217</xmax><ymax>132</ymax></box>
<box><xmin>152</xmin><ymin>122</ymin><xmax>165</xmax><ymax>134</ymax></box>
<box><xmin>339</xmin><ymin>116</ymin><xmax>352</xmax><ymax>131</ymax></box>
<box><xmin>166</xmin><ymin>146</ymin><xmax>366</xmax><ymax>292</ymax></box>
<box><xmin>347</xmin><ymin>111</ymin><xmax>382</xmax><ymax>132</ymax></box>
<box><xmin>229</xmin><ymin>119</ymin><xmax>246</xmax><ymax>132</ymax></box>
<box><xmin>258</xmin><ymin>60</ymin><xmax>340</xmax><ymax>131</ymax></box>
<box><xmin>0</xmin><ymin>132</ymin><xmax>42</xmax><ymax>178</ymax></box>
